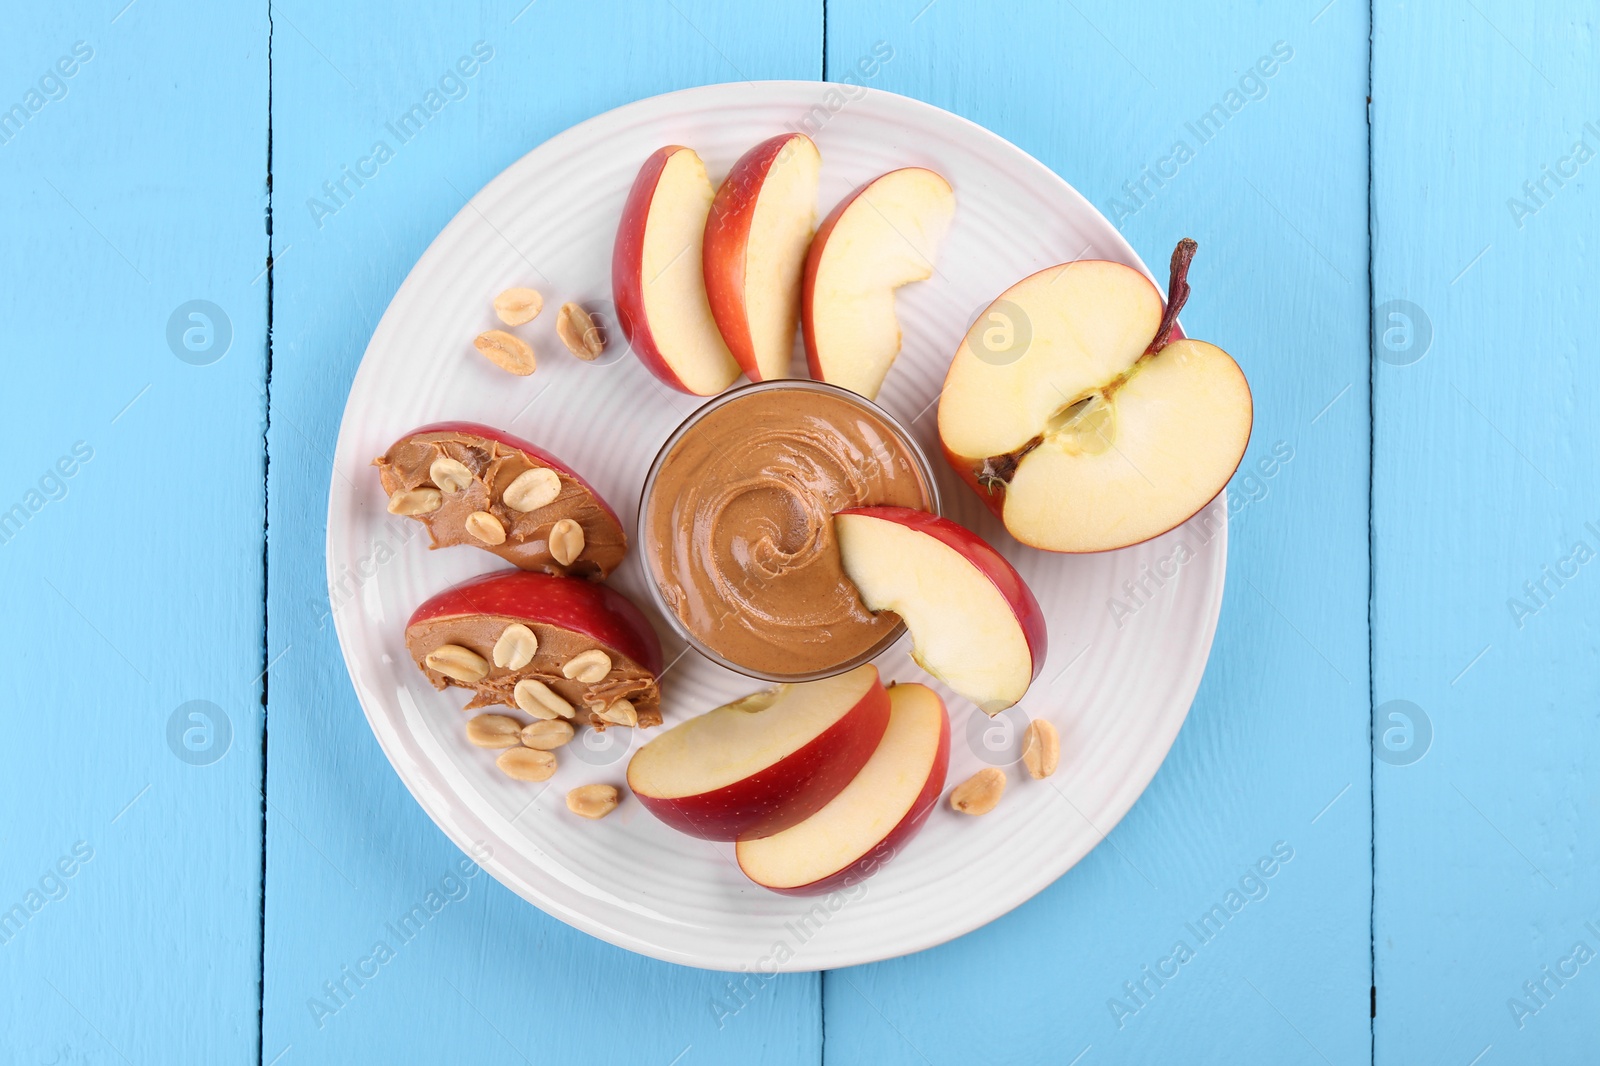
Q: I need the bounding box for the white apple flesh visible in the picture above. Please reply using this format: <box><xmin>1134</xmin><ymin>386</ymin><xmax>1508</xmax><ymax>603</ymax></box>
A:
<box><xmin>937</xmin><ymin>240</ymin><xmax>1253</xmax><ymax>553</ymax></box>
<box><xmin>835</xmin><ymin>508</ymin><xmax>1046</xmax><ymax>713</ymax></box>
<box><xmin>613</xmin><ymin>145</ymin><xmax>742</xmax><ymax>396</ymax></box>
<box><xmin>737</xmin><ymin>682</ymin><xmax>950</xmax><ymax>895</ymax></box>
<box><xmin>626</xmin><ymin>663</ymin><xmax>890</xmax><ymax>841</ymax></box>
<box><xmin>703</xmin><ymin>133</ymin><xmax>822</xmax><ymax>381</ymax></box>
<box><xmin>802</xmin><ymin>167</ymin><xmax>955</xmax><ymax>399</ymax></box>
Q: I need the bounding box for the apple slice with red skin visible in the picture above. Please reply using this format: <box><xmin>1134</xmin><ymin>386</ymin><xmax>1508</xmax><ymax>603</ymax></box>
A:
<box><xmin>613</xmin><ymin>145</ymin><xmax>742</xmax><ymax>396</ymax></box>
<box><xmin>937</xmin><ymin>240</ymin><xmax>1253</xmax><ymax>552</ymax></box>
<box><xmin>802</xmin><ymin>167</ymin><xmax>955</xmax><ymax>400</ymax></box>
<box><xmin>835</xmin><ymin>507</ymin><xmax>1046</xmax><ymax>714</ymax></box>
<box><xmin>737</xmin><ymin>682</ymin><xmax>950</xmax><ymax>895</ymax></box>
<box><xmin>376</xmin><ymin>421</ymin><xmax>627</xmax><ymax>579</ymax></box>
<box><xmin>626</xmin><ymin>663</ymin><xmax>891</xmax><ymax>841</ymax></box>
<box><xmin>703</xmin><ymin>133</ymin><xmax>822</xmax><ymax>382</ymax></box>
<box><xmin>406</xmin><ymin>569</ymin><xmax>665</xmax><ymax>729</ymax></box>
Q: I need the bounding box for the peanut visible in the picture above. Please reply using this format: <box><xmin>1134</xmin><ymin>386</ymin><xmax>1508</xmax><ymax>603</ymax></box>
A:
<box><xmin>387</xmin><ymin>488</ymin><xmax>442</xmax><ymax>516</ymax></box>
<box><xmin>502</xmin><ymin>467</ymin><xmax>561</xmax><ymax>513</ymax></box>
<box><xmin>556</xmin><ymin>302</ymin><xmax>606</xmax><ymax>360</ymax></box>
<box><xmin>565</xmin><ymin>784</ymin><xmax>620</xmax><ymax>819</ymax></box>
<box><xmin>492</xmin><ymin>623</ymin><xmax>538</xmax><ymax>670</ymax></box>
<box><xmin>428</xmin><ymin>456</ymin><xmax>474</xmax><ymax>494</ymax></box>
<box><xmin>493</xmin><ymin>287</ymin><xmax>544</xmax><ymax>326</ymax></box>
<box><xmin>496</xmin><ymin>747</ymin><xmax>556</xmax><ymax>782</ymax></box>
<box><xmin>514</xmin><ymin>678</ymin><xmax>575</xmax><ymax>720</ymax></box>
<box><xmin>549</xmin><ymin>518</ymin><xmax>584</xmax><ymax>566</ymax></box>
<box><xmin>1021</xmin><ymin>719</ymin><xmax>1060</xmax><ymax>779</ymax></box>
<box><xmin>466</xmin><ymin>714</ymin><xmax>524</xmax><ymax>749</ymax></box>
<box><xmin>596</xmin><ymin>699</ymin><xmax>638</xmax><ymax>728</ymax></box>
<box><xmin>465</xmin><ymin>510</ymin><xmax>506</xmax><ymax>545</ymax></box>
<box><xmin>521</xmin><ymin>719</ymin><xmax>575</xmax><ymax>750</ymax></box>
<box><xmin>425</xmin><ymin>644</ymin><xmax>489</xmax><ymax>683</ymax></box>
<box><xmin>474</xmin><ymin>329</ymin><xmax>536</xmax><ymax>375</ymax></box>
<box><xmin>562</xmin><ymin>649</ymin><xmax>612</xmax><ymax>684</ymax></box>
<box><xmin>950</xmin><ymin>768</ymin><xmax>1006</xmax><ymax>815</ymax></box>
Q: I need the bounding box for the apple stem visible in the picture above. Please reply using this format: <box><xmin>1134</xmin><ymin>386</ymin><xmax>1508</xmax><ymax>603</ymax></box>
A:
<box><xmin>1145</xmin><ymin>238</ymin><xmax>1197</xmax><ymax>355</ymax></box>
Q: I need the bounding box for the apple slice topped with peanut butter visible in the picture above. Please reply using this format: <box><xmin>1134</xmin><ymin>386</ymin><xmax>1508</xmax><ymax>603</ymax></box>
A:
<box><xmin>375</xmin><ymin>421</ymin><xmax>626</xmax><ymax>579</ymax></box>
<box><xmin>406</xmin><ymin>570</ymin><xmax>664</xmax><ymax>731</ymax></box>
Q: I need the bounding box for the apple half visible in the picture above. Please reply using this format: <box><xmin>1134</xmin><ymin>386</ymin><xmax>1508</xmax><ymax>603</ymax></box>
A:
<box><xmin>613</xmin><ymin>145</ymin><xmax>742</xmax><ymax>395</ymax></box>
<box><xmin>937</xmin><ymin>240</ymin><xmax>1254</xmax><ymax>553</ymax></box>
<box><xmin>406</xmin><ymin>569</ymin><xmax>665</xmax><ymax>728</ymax></box>
<box><xmin>802</xmin><ymin>167</ymin><xmax>955</xmax><ymax>399</ymax></box>
<box><xmin>703</xmin><ymin>133</ymin><xmax>822</xmax><ymax>382</ymax></box>
<box><xmin>737</xmin><ymin>682</ymin><xmax>950</xmax><ymax>895</ymax></box>
<box><xmin>626</xmin><ymin>663</ymin><xmax>890</xmax><ymax>841</ymax></box>
<box><xmin>835</xmin><ymin>507</ymin><xmax>1046</xmax><ymax>714</ymax></box>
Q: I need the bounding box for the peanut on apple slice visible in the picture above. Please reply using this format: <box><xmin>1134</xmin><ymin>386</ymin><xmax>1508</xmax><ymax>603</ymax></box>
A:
<box><xmin>493</xmin><ymin>623</ymin><xmax>538</xmax><ymax>670</ymax></box>
<box><xmin>428</xmin><ymin>456</ymin><xmax>473</xmax><ymax>494</ymax></box>
<box><xmin>515</xmin><ymin>678</ymin><xmax>575</xmax><ymax>720</ymax></box>
<box><xmin>562</xmin><ymin>649</ymin><xmax>612</xmax><ymax>684</ymax></box>
<box><xmin>465</xmin><ymin>511</ymin><xmax>506</xmax><ymax>545</ymax></box>
<box><xmin>425</xmin><ymin>644</ymin><xmax>489</xmax><ymax>683</ymax></box>
<box><xmin>549</xmin><ymin>518</ymin><xmax>584</xmax><ymax>566</ymax></box>
<box><xmin>387</xmin><ymin>488</ymin><xmax>442</xmax><ymax>516</ymax></box>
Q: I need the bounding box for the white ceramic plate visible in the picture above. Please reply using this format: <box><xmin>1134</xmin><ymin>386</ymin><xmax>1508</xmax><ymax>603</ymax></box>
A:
<box><xmin>328</xmin><ymin>82</ymin><xmax>1225</xmax><ymax>971</ymax></box>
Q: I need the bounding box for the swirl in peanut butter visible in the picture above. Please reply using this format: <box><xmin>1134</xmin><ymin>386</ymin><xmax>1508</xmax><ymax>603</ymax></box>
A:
<box><xmin>646</xmin><ymin>388</ymin><xmax>931</xmax><ymax>676</ymax></box>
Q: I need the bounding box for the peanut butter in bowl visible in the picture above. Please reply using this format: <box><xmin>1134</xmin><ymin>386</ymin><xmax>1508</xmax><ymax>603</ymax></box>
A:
<box><xmin>639</xmin><ymin>380</ymin><xmax>939</xmax><ymax>680</ymax></box>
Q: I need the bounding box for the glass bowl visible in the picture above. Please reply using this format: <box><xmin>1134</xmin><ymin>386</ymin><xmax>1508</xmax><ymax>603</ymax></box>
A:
<box><xmin>636</xmin><ymin>378</ymin><xmax>942</xmax><ymax>683</ymax></box>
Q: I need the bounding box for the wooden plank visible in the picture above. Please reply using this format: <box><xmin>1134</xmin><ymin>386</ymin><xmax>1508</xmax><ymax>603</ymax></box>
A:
<box><xmin>821</xmin><ymin>2</ymin><xmax>1373</xmax><ymax>1062</ymax></box>
<box><xmin>0</xmin><ymin>3</ymin><xmax>268</xmax><ymax>1064</ymax></box>
<box><xmin>1371</xmin><ymin>1</ymin><xmax>1599</xmax><ymax>1061</ymax></box>
<box><xmin>262</xmin><ymin>3</ymin><xmax>827</xmax><ymax>1063</ymax></box>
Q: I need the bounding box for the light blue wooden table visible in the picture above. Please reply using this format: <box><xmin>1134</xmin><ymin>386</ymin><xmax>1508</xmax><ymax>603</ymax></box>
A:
<box><xmin>1</xmin><ymin>1</ymin><xmax>1589</xmax><ymax>1062</ymax></box>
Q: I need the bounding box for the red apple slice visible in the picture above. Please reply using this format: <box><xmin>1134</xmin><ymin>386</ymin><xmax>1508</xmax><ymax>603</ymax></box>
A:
<box><xmin>835</xmin><ymin>507</ymin><xmax>1045</xmax><ymax>713</ymax></box>
<box><xmin>375</xmin><ymin>421</ymin><xmax>626</xmax><ymax>579</ymax></box>
<box><xmin>703</xmin><ymin>133</ymin><xmax>822</xmax><ymax>382</ymax></box>
<box><xmin>626</xmin><ymin>663</ymin><xmax>890</xmax><ymax>841</ymax></box>
<box><xmin>937</xmin><ymin>240</ymin><xmax>1253</xmax><ymax>552</ymax></box>
<box><xmin>406</xmin><ymin>570</ymin><xmax>664</xmax><ymax>729</ymax></box>
<box><xmin>613</xmin><ymin>145</ymin><xmax>742</xmax><ymax>395</ymax></box>
<box><xmin>737</xmin><ymin>682</ymin><xmax>950</xmax><ymax>894</ymax></box>
<box><xmin>802</xmin><ymin>167</ymin><xmax>955</xmax><ymax>399</ymax></box>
